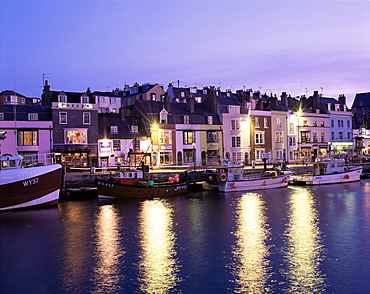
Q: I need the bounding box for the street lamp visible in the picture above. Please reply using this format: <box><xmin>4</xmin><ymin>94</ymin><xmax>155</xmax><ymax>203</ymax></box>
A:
<box><xmin>192</xmin><ymin>142</ymin><xmax>196</xmax><ymax>171</ymax></box>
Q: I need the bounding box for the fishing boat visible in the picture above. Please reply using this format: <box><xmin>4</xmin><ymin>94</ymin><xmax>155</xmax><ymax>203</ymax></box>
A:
<box><xmin>95</xmin><ymin>168</ymin><xmax>188</xmax><ymax>199</ymax></box>
<box><xmin>202</xmin><ymin>162</ymin><xmax>291</xmax><ymax>192</ymax></box>
<box><xmin>289</xmin><ymin>158</ymin><xmax>362</xmax><ymax>185</ymax></box>
<box><xmin>0</xmin><ymin>154</ymin><xmax>62</xmax><ymax>211</ymax></box>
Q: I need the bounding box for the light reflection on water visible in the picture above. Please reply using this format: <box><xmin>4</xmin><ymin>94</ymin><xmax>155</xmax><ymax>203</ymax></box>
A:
<box><xmin>136</xmin><ymin>198</ymin><xmax>180</xmax><ymax>293</ymax></box>
<box><xmin>92</xmin><ymin>205</ymin><xmax>125</xmax><ymax>293</ymax></box>
<box><xmin>230</xmin><ymin>192</ymin><xmax>271</xmax><ymax>293</ymax></box>
<box><xmin>282</xmin><ymin>186</ymin><xmax>326</xmax><ymax>293</ymax></box>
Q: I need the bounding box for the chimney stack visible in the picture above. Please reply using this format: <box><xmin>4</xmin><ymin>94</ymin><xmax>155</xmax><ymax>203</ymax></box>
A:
<box><xmin>187</xmin><ymin>94</ymin><xmax>195</xmax><ymax>113</ymax></box>
<box><xmin>164</xmin><ymin>92</ymin><xmax>171</xmax><ymax>112</ymax></box>
<box><xmin>42</xmin><ymin>80</ymin><xmax>51</xmax><ymax>107</ymax></box>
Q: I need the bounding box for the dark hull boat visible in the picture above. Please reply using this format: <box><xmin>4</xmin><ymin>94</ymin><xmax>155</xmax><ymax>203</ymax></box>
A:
<box><xmin>0</xmin><ymin>155</ymin><xmax>62</xmax><ymax>211</ymax></box>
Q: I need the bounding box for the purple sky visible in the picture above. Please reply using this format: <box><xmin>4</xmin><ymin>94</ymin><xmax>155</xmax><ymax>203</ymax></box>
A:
<box><xmin>1</xmin><ymin>0</ymin><xmax>370</xmax><ymax>106</ymax></box>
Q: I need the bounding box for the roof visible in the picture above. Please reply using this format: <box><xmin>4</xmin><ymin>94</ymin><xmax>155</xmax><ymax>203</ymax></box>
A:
<box><xmin>352</xmin><ymin>92</ymin><xmax>370</xmax><ymax>108</ymax></box>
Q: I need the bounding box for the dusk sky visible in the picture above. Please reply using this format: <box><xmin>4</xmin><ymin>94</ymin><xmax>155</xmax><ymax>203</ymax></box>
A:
<box><xmin>1</xmin><ymin>0</ymin><xmax>370</xmax><ymax>106</ymax></box>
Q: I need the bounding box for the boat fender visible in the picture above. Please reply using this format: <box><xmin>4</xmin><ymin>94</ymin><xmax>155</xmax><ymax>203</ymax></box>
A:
<box><xmin>209</xmin><ymin>176</ymin><xmax>214</xmax><ymax>182</ymax></box>
<box><xmin>344</xmin><ymin>174</ymin><xmax>350</xmax><ymax>179</ymax></box>
<box><xmin>283</xmin><ymin>177</ymin><xmax>288</xmax><ymax>183</ymax></box>
<box><xmin>219</xmin><ymin>173</ymin><xmax>227</xmax><ymax>182</ymax></box>
<box><xmin>232</xmin><ymin>183</ymin><xmax>238</xmax><ymax>188</ymax></box>
<box><xmin>262</xmin><ymin>181</ymin><xmax>267</xmax><ymax>186</ymax></box>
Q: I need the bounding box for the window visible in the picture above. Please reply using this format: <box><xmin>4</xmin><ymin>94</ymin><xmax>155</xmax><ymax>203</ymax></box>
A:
<box><xmin>113</xmin><ymin>140</ymin><xmax>121</xmax><ymax>151</ymax></box>
<box><xmin>255</xmin><ymin>117</ymin><xmax>260</xmax><ymax>128</ymax></box>
<box><xmin>183</xmin><ymin>149</ymin><xmax>195</xmax><ymax>163</ymax></box>
<box><xmin>207</xmin><ymin>116</ymin><xmax>213</xmax><ymax>125</ymax></box>
<box><xmin>289</xmin><ymin>137</ymin><xmax>296</xmax><ymax>146</ymax></box>
<box><xmin>347</xmin><ymin>132</ymin><xmax>351</xmax><ymax>140</ymax></box>
<box><xmin>232</xmin><ymin>152</ymin><xmax>242</xmax><ymax>162</ymax></box>
<box><xmin>276</xmin><ymin>150</ymin><xmax>283</xmax><ymax>159</ymax></box>
<box><xmin>58</xmin><ymin>94</ymin><xmax>67</xmax><ymax>102</ymax></box>
<box><xmin>0</xmin><ymin>113</ymin><xmax>3</xmax><ymax>120</ymax></box>
<box><xmin>160</xmin><ymin>151</ymin><xmax>172</xmax><ymax>164</ymax></box>
<box><xmin>28</xmin><ymin>113</ymin><xmax>38</xmax><ymax>121</ymax></box>
<box><xmin>255</xmin><ymin>149</ymin><xmax>265</xmax><ymax>161</ymax></box>
<box><xmin>110</xmin><ymin>126</ymin><xmax>118</xmax><ymax>134</ymax></box>
<box><xmin>183</xmin><ymin>131</ymin><xmax>195</xmax><ymax>144</ymax></box>
<box><xmin>207</xmin><ymin>131</ymin><xmax>217</xmax><ymax>143</ymax></box>
<box><xmin>21</xmin><ymin>98</ymin><xmax>25</xmax><ymax>104</ymax></box>
<box><xmin>331</xmin><ymin>132</ymin><xmax>334</xmax><ymax>140</ymax></box>
<box><xmin>321</xmin><ymin>133</ymin><xmax>325</xmax><ymax>142</ymax></box>
<box><xmin>275</xmin><ymin>131</ymin><xmax>283</xmax><ymax>143</ymax></box>
<box><xmin>59</xmin><ymin>112</ymin><xmax>67</xmax><ymax>124</ymax></box>
<box><xmin>303</xmin><ymin>120</ymin><xmax>308</xmax><ymax>126</ymax></box>
<box><xmin>321</xmin><ymin>121</ymin><xmax>325</xmax><ymax>127</ymax></box>
<box><xmin>83</xmin><ymin>112</ymin><xmax>91</xmax><ymax>125</ymax></box>
<box><xmin>289</xmin><ymin>123</ymin><xmax>294</xmax><ymax>132</ymax></box>
<box><xmin>150</xmin><ymin>93</ymin><xmax>157</xmax><ymax>101</ymax></box>
<box><xmin>313</xmin><ymin>132</ymin><xmax>318</xmax><ymax>142</ymax></box>
<box><xmin>231</xmin><ymin>119</ymin><xmax>240</xmax><ymax>130</ymax></box>
<box><xmin>159</xmin><ymin>131</ymin><xmax>171</xmax><ymax>144</ymax></box>
<box><xmin>301</xmin><ymin>131</ymin><xmax>309</xmax><ymax>143</ymax></box>
<box><xmin>331</xmin><ymin>120</ymin><xmax>334</xmax><ymax>127</ymax></box>
<box><xmin>18</xmin><ymin>130</ymin><xmax>38</xmax><ymax>145</ymax></box>
<box><xmin>98</xmin><ymin>96</ymin><xmax>105</xmax><ymax>103</ymax></box>
<box><xmin>131</xmin><ymin>125</ymin><xmax>139</xmax><ymax>133</ymax></box>
<box><xmin>133</xmin><ymin>138</ymin><xmax>140</xmax><ymax>150</ymax></box>
<box><xmin>81</xmin><ymin>95</ymin><xmax>89</xmax><ymax>104</ymax></box>
<box><xmin>183</xmin><ymin>115</ymin><xmax>190</xmax><ymax>124</ymax></box>
<box><xmin>255</xmin><ymin>132</ymin><xmax>264</xmax><ymax>144</ymax></box>
<box><xmin>100</xmin><ymin>140</ymin><xmax>111</xmax><ymax>151</ymax></box>
<box><xmin>264</xmin><ymin>118</ymin><xmax>269</xmax><ymax>128</ymax></box>
<box><xmin>347</xmin><ymin>120</ymin><xmax>350</xmax><ymax>128</ymax></box>
<box><xmin>313</xmin><ymin>121</ymin><xmax>317</xmax><ymax>126</ymax></box>
<box><xmin>65</xmin><ymin>130</ymin><xmax>87</xmax><ymax>144</ymax></box>
<box><xmin>160</xmin><ymin>109</ymin><xmax>168</xmax><ymax>124</ymax></box>
<box><xmin>231</xmin><ymin>136</ymin><xmax>241</xmax><ymax>147</ymax></box>
<box><xmin>181</xmin><ymin>92</ymin><xmax>185</xmax><ymax>98</ymax></box>
<box><xmin>339</xmin><ymin>132</ymin><xmax>343</xmax><ymax>140</ymax></box>
<box><xmin>276</xmin><ymin>117</ymin><xmax>282</xmax><ymax>127</ymax></box>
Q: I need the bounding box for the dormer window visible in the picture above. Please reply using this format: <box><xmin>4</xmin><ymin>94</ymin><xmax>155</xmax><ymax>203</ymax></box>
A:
<box><xmin>81</xmin><ymin>94</ymin><xmax>89</xmax><ymax>104</ymax></box>
<box><xmin>160</xmin><ymin>108</ymin><xmax>168</xmax><ymax>124</ymax></box>
<box><xmin>131</xmin><ymin>125</ymin><xmax>139</xmax><ymax>133</ymax></box>
<box><xmin>110</xmin><ymin>125</ymin><xmax>118</xmax><ymax>134</ymax></box>
<box><xmin>181</xmin><ymin>92</ymin><xmax>185</xmax><ymax>98</ymax></box>
<box><xmin>183</xmin><ymin>115</ymin><xmax>190</xmax><ymax>124</ymax></box>
<box><xmin>228</xmin><ymin>105</ymin><xmax>240</xmax><ymax>114</ymax></box>
<box><xmin>150</xmin><ymin>93</ymin><xmax>156</xmax><ymax>101</ymax></box>
<box><xmin>207</xmin><ymin>116</ymin><xmax>213</xmax><ymax>125</ymax></box>
<box><xmin>28</xmin><ymin>113</ymin><xmax>38</xmax><ymax>121</ymax></box>
<box><xmin>58</xmin><ymin>93</ymin><xmax>67</xmax><ymax>103</ymax></box>
<box><xmin>335</xmin><ymin>104</ymin><xmax>340</xmax><ymax>111</ymax></box>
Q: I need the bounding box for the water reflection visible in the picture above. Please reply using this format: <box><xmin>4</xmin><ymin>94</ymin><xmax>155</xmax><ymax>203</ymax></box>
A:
<box><xmin>58</xmin><ymin>201</ymin><xmax>98</xmax><ymax>293</ymax></box>
<box><xmin>137</xmin><ymin>199</ymin><xmax>180</xmax><ymax>293</ymax></box>
<box><xmin>230</xmin><ymin>192</ymin><xmax>271</xmax><ymax>293</ymax></box>
<box><xmin>282</xmin><ymin>187</ymin><xmax>326</xmax><ymax>293</ymax></box>
<box><xmin>92</xmin><ymin>205</ymin><xmax>125</xmax><ymax>293</ymax></box>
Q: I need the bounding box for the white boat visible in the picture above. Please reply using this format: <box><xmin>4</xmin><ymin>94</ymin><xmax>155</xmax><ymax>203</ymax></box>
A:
<box><xmin>289</xmin><ymin>159</ymin><xmax>362</xmax><ymax>185</ymax></box>
<box><xmin>202</xmin><ymin>162</ymin><xmax>291</xmax><ymax>192</ymax></box>
<box><xmin>0</xmin><ymin>154</ymin><xmax>62</xmax><ymax>211</ymax></box>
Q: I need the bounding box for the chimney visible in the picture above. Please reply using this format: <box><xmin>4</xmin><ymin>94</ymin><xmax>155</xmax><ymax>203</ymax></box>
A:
<box><xmin>237</xmin><ymin>90</ymin><xmax>246</xmax><ymax>104</ymax></box>
<box><xmin>281</xmin><ymin>92</ymin><xmax>288</xmax><ymax>107</ymax></box>
<box><xmin>42</xmin><ymin>80</ymin><xmax>51</xmax><ymax>107</ymax></box>
<box><xmin>312</xmin><ymin>90</ymin><xmax>320</xmax><ymax>110</ymax></box>
<box><xmin>339</xmin><ymin>94</ymin><xmax>346</xmax><ymax>106</ymax></box>
<box><xmin>164</xmin><ymin>92</ymin><xmax>171</xmax><ymax>112</ymax></box>
<box><xmin>204</xmin><ymin>86</ymin><xmax>217</xmax><ymax>114</ymax></box>
<box><xmin>187</xmin><ymin>94</ymin><xmax>195</xmax><ymax>113</ymax></box>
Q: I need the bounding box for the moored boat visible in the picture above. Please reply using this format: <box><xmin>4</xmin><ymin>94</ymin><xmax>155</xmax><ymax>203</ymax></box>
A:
<box><xmin>202</xmin><ymin>162</ymin><xmax>291</xmax><ymax>192</ymax></box>
<box><xmin>95</xmin><ymin>168</ymin><xmax>188</xmax><ymax>199</ymax></box>
<box><xmin>289</xmin><ymin>158</ymin><xmax>362</xmax><ymax>185</ymax></box>
<box><xmin>0</xmin><ymin>154</ymin><xmax>62</xmax><ymax>211</ymax></box>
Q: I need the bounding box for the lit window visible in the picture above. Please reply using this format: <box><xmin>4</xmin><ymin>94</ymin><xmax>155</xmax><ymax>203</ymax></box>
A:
<box><xmin>159</xmin><ymin>131</ymin><xmax>171</xmax><ymax>144</ymax></box>
<box><xmin>276</xmin><ymin>117</ymin><xmax>282</xmax><ymax>127</ymax></box>
<box><xmin>183</xmin><ymin>131</ymin><xmax>195</xmax><ymax>144</ymax></box>
<box><xmin>65</xmin><ymin>130</ymin><xmax>87</xmax><ymax>144</ymax></box>
<box><xmin>18</xmin><ymin>130</ymin><xmax>38</xmax><ymax>145</ymax></box>
<box><xmin>255</xmin><ymin>117</ymin><xmax>260</xmax><ymax>128</ymax></box>
<box><xmin>275</xmin><ymin>131</ymin><xmax>283</xmax><ymax>143</ymax></box>
<box><xmin>183</xmin><ymin>115</ymin><xmax>190</xmax><ymax>124</ymax></box>
<box><xmin>113</xmin><ymin>140</ymin><xmax>121</xmax><ymax>151</ymax></box>
<box><xmin>207</xmin><ymin>116</ymin><xmax>213</xmax><ymax>125</ymax></box>
<box><xmin>110</xmin><ymin>126</ymin><xmax>118</xmax><ymax>134</ymax></box>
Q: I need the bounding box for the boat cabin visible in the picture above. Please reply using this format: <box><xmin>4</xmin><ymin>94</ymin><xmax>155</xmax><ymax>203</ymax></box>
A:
<box><xmin>313</xmin><ymin>159</ymin><xmax>346</xmax><ymax>175</ymax></box>
<box><xmin>116</xmin><ymin>169</ymin><xmax>144</xmax><ymax>185</ymax></box>
<box><xmin>0</xmin><ymin>155</ymin><xmax>24</xmax><ymax>170</ymax></box>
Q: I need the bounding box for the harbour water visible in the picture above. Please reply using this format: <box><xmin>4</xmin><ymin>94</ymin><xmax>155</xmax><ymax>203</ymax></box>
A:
<box><xmin>1</xmin><ymin>180</ymin><xmax>370</xmax><ymax>293</ymax></box>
